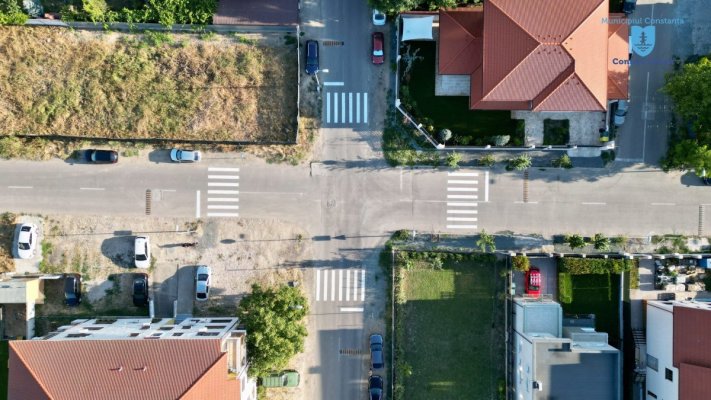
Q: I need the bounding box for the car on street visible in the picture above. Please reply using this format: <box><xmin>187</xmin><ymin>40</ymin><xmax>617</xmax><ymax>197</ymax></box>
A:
<box><xmin>372</xmin><ymin>32</ymin><xmax>384</xmax><ymax>65</ymax></box>
<box><xmin>623</xmin><ymin>0</ymin><xmax>637</xmax><ymax>15</ymax></box>
<box><xmin>85</xmin><ymin>149</ymin><xmax>118</xmax><ymax>164</ymax></box>
<box><xmin>525</xmin><ymin>267</ymin><xmax>542</xmax><ymax>297</ymax></box>
<box><xmin>16</xmin><ymin>223</ymin><xmax>38</xmax><ymax>259</ymax></box>
<box><xmin>195</xmin><ymin>265</ymin><xmax>211</xmax><ymax>301</ymax></box>
<box><xmin>64</xmin><ymin>273</ymin><xmax>82</xmax><ymax>306</ymax></box>
<box><xmin>260</xmin><ymin>370</ymin><xmax>300</xmax><ymax>388</ymax></box>
<box><xmin>134</xmin><ymin>236</ymin><xmax>150</xmax><ymax>269</ymax></box>
<box><xmin>372</xmin><ymin>9</ymin><xmax>386</xmax><ymax>25</ymax></box>
<box><xmin>368</xmin><ymin>375</ymin><xmax>384</xmax><ymax>400</ymax></box>
<box><xmin>370</xmin><ymin>333</ymin><xmax>384</xmax><ymax>370</ymax></box>
<box><xmin>170</xmin><ymin>148</ymin><xmax>202</xmax><ymax>163</ymax></box>
<box><xmin>305</xmin><ymin>40</ymin><xmax>319</xmax><ymax>75</ymax></box>
<box><xmin>132</xmin><ymin>273</ymin><xmax>149</xmax><ymax>307</ymax></box>
<box><xmin>614</xmin><ymin>100</ymin><xmax>629</xmax><ymax>126</ymax></box>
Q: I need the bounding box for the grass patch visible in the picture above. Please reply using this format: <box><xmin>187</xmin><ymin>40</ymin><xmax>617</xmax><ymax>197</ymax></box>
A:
<box><xmin>397</xmin><ymin>253</ymin><xmax>503</xmax><ymax>399</ymax></box>
<box><xmin>0</xmin><ymin>212</ymin><xmax>16</xmax><ymax>273</ymax></box>
<box><xmin>0</xmin><ymin>27</ymin><xmax>297</xmax><ymax>143</ymax></box>
<box><xmin>400</xmin><ymin>41</ymin><xmax>519</xmax><ymax>146</ymax></box>
<box><xmin>562</xmin><ymin>273</ymin><xmax>621</xmax><ymax>346</ymax></box>
<box><xmin>543</xmin><ymin>119</ymin><xmax>570</xmax><ymax>145</ymax></box>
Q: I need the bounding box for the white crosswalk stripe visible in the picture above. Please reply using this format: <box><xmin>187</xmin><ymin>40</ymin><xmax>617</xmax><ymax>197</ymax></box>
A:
<box><xmin>206</xmin><ymin>167</ymin><xmax>240</xmax><ymax>218</ymax></box>
<box><xmin>314</xmin><ymin>269</ymin><xmax>366</xmax><ymax>302</ymax></box>
<box><xmin>323</xmin><ymin>91</ymin><xmax>369</xmax><ymax>125</ymax></box>
<box><xmin>445</xmin><ymin>171</ymin><xmax>480</xmax><ymax>231</ymax></box>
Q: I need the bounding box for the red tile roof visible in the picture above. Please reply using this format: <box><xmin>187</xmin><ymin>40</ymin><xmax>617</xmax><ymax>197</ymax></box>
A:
<box><xmin>439</xmin><ymin>0</ymin><xmax>626</xmax><ymax>111</ymax></box>
<box><xmin>9</xmin><ymin>339</ymin><xmax>240</xmax><ymax>400</ymax></box>
<box><xmin>673</xmin><ymin>305</ymin><xmax>711</xmax><ymax>400</ymax></box>
<box><xmin>607</xmin><ymin>14</ymin><xmax>629</xmax><ymax>100</ymax></box>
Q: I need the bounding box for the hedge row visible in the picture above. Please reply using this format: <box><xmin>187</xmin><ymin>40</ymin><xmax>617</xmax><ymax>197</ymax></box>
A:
<box><xmin>557</xmin><ymin>257</ymin><xmax>635</xmax><ymax>275</ymax></box>
<box><xmin>558</xmin><ymin>273</ymin><xmax>573</xmax><ymax>304</ymax></box>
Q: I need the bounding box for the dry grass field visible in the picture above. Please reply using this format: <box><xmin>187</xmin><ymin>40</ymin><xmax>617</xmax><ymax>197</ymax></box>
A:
<box><xmin>0</xmin><ymin>27</ymin><xmax>297</xmax><ymax>142</ymax></box>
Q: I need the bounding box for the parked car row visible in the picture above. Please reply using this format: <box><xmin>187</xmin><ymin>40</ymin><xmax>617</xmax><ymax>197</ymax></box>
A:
<box><xmin>81</xmin><ymin>148</ymin><xmax>202</xmax><ymax>165</ymax></box>
<box><xmin>369</xmin><ymin>333</ymin><xmax>384</xmax><ymax>400</ymax></box>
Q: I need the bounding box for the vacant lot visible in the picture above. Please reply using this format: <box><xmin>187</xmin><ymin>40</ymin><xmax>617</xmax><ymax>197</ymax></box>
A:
<box><xmin>562</xmin><ymin>273</ymin><xmax>621</xmax><ymax>346</ymax></box>
<box><xmin>0</xmin><ymin>27</ymin><xmax>297</xmax><ymax>142</ymax></box>
<box><xmin>396</xmin><ymin>253</ymin><xmax>504</xmax><ymax>400</ymax></box>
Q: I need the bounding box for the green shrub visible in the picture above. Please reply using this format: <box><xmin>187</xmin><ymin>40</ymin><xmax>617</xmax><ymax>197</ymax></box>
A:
<box><xmin>446</xmin><ymin>152</ymin><xmax>462</xmax><ymax>168</ymax></box>
<box><xmin>512</xmin><ymin>255</ymin><xmax>529</xmax><ymax>272</ymax></box>
<box><xmin>565</xmin><ymin>234</ymin><xmax>587</xmax><ymax>249</ymax></box>
<box><xmin>592</xmin><ymin>233</ymin><xmax>610</xmax><ymax>251</ymax></box>
<box><xmin>507</xmin><ymin>154</ymin><xmax>531</xmax><ymax>171</ymax></box>
<box><xmin>558</xmin><ymin>258</ymin><xmax>635</xmax><ymax>275</ymax></box>
<box><xmin>479</xmin><ymin>154</ymin><xmax>495</xmax><ymax>167</ymax></box>
<box><xmin>629</xmin><ymin>263</ymin><xmax>639</xmax><ymax>289</ymax></box>
<box><xmin>552</xmin><ymin>154</ymin><xmax>573</xmax><ymax>169</ymax></box>
<box><xmin>558</xmin><ymin>273</ymin><xmax>573</xmax><ymax>303</ymax></box>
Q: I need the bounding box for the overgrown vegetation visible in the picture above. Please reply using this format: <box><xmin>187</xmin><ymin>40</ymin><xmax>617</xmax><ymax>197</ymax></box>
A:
<box><xmin>58</xmin><ymin>0</ymin><xmax>217</xmax><ymax>26</ymax></box>
<box><xmin>0</xmin><ymin>213</ymin><xmax>16</xmax><ymax>272</ymax></box>
<box><xmin>558</xmin><ymin>257</ymin><xmax>636</xmax><ymax>275</ymax></box>
<box><xmin>370</xmin><ymin>0</ymin><xmax>480</xmax><ymax>13</ymax></box>
<box><xmin>543</xmin><ymin>119</ymin><xmax>570</xmax><ymax>145</ymax></box>
<box><xmin>0</xmin><ymin>28</ymin><xmax>297</xmax><ymax>143</ymax></box>
<box><xmin>382</xmin><ymin>115</ymin><xmax>441</xmax><ymax>167</ymax></box>
<box><xmin>0</xmin><ymin>0</ymin><xmax>27</xmax><ymax>25</ymax></box>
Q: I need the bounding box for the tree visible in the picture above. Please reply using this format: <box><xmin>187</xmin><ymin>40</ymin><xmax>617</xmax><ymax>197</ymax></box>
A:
<box><xmin>0</xmin><ymin>0</ymin><xmax>28</xmax><ymax>25</ymax></box>
<box><xmin>238</xmin><ymin>284</ymin><xmax>308</xmax><ymax>376</ymax></box>
<box><xmin>439</xmin><ymin>128</ymin><xmax>452</xmax><ymax>143</ymax></box>
<box><xmin>663</xmin><ymin>57</ymin><xmax>711</xmax><ymax>134</ymax></box>
<box><xmin>476</xmin><ymin>230</ymin><xmax>496</xmax><ymax>252</ymax></box>
<box><xmin>565</xmin><ymin>234</ymin><xmax>587</xmax><ymax>249</ymax></box>
<box><xmin>446</xmin><ymin>152</ymin><xmax>462</xmax><ymax>168</ymax></box>
<box><xmin>661</xmin><ymin>139</ymin><xmax>711</xmax><ymax>175</ymax></box>
<box><xmin>507</xmin><ymin>154</ymin><xmax>532</xmax><ymax>171</ymax></box>
<box><xmin>592</xmin><ymin>233</ymin><xmax>610</xmax><ymax>251</ymax></box>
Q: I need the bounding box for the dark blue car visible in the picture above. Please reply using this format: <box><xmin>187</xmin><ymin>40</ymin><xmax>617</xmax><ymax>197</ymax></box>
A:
<box><xmin>64</xmin><ymin>274</ymin><xmax>82</xmax><ymax>306</ymax></box>
<box><xmin>305</xmin><ymin>40</ymin><xmax>319</xmax><ymax>75</ymax></box>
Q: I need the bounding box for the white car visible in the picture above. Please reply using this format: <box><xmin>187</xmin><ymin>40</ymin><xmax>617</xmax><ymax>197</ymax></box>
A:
<box><xmin>16</xmin><ymin>223</ymin><xmax>38</xmax><ymax>259</ymax></box>
<box><xmin>195</xmin><ymin>265</ymin><xmax>211</xmax><ymax>301</ymax></box>
<box><xmin>134</xmin><ymin>236</ymin><xmax>151</xmax><ymax>269</ymax></box>
<box><xmin>170</xmin><ymin>148</ymin><xmax>202</xmax><ymax>162</ymax></box>
<box><xmin>614</xmin><ymin>100</ymin><xmax>629</xmax><ymax>126</ymax></box>
<box><xmin>372</xmin><ymin>9</ymin><xmax>386</xmax><ymax>25</ymax></box>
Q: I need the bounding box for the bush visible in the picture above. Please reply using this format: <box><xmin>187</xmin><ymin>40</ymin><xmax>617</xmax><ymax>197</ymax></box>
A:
<box><xmin>543</xmin><ymin>119</ymin><xmax>570</xmax><ymax>145</ymax></box>
<box><xmin>592</xmin><ymin>233</ymin><xmax>610</xmax><ymax>251</ymax></box>
<box><xmin>447</xmin><ymin>152</ymin><xmax>462</xmax><ymax>168</ymax></box>
<box><xmin>439</xmin><ymin>128</ymin><xmax>452</xmax><ymax>143</ymax></box>
<box><xmin>558</xmin><ymin>258</ymin><xmax>635</xmax><ymax>275</ymax></box>
<box><xmin>506</xmin><ymin>154</ymin><xmax>531</xmax><ymax>171</ymax></box>
<box><xmin>565</xmin><ymin>234</ymin><xmax>587</xmax><ymax>249</ymax></box>
<box><xmin>512</xmin><ymin>255</ymin><xmax>529</xmax><ymax>272</ymax></box>
<box><xmin>479</xmin><ymin>154</ymin><xmax>495</xmax><ymax>167</ymax></box>
<box><xmin>558</xmin><ymin>273</ymin><xmax>573</xmax><ymax>303</ymax></box>
<box><xmin>492</xmin><ymin>135</ymin><xmax>510</xmax><ymax>146</ymax></box>
<box><xmin>0</xmin><ymin>0</ymin><xmax>27</xmax><ymax>25</ymax></box>
<box><xmin>552</xmin><ymin>154</ymin><xmax>573</xmax><ymax>168</ymax></box>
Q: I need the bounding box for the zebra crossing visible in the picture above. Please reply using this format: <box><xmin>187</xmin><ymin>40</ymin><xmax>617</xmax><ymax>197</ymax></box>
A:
<box><xmin>323</xmin><ymin>92</ymin><xmax>369</xmax><ymax>125</ymax></box>
<box><xmin>314</xmin><ymin>269</ymin><xmax>366</xmax><ymax>302</ymax></box>
<box><xmin>206</xmin><ymin>167</ymin><xmax>239</xmax><ymax>218</ymax></box>
<box><xmin>446</xmin><ymin>171</ymin><xmax>479</xmax><ymax>230</ymax></box>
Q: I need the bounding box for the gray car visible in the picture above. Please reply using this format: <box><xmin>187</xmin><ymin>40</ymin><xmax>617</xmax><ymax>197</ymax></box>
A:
<box><xmin>370</xmin><ymin>334</ymin><xmax>384</xmax><ymax>370</ymax></box>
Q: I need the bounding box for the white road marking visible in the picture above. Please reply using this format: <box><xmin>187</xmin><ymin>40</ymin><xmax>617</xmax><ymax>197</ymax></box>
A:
<box><xmin>323</xmin><ymin>269</ymin><xmax>328</xmax><ymax>301</ymax></box>
<box><xmin>341</xmin><ymin>93</ymin><xmax>346</xmax><ymax>122</ymax></box>
<box><xmin>361</xmin><ymin>269</ymin><xmax>366</xmax><ymax>301</ymax></box>
<box><xmin>196</xmin><ymin>190</ymin><xmax>201</xmax><ymax>218</ymax></box>
<box><xmin>651</xmin><ymin>203</ymin><xmax>675</xmax><ymax>206</ymax></box>
<box><xmin>79</xmin><ymin>187</ymin><xmax>104</xmax><ymax>191</ymax></box>
<box><xmin>447</xmin><ymin>217</ymin><xmax>478</xmax><ymax>222</ymax></box>
<box><xmin>353</xmin><ymin>270</ymin><xmax>359</xmax><ymax>300</ymax></box>
<box><xmin>643</xmin><ymin>71</ymin><xmax>650</xmax><ymax>160</ymax></box>
<box><xmin>207</xmin><ymin>198</ymin><xmax>240</xmax><ymax>202</ymax></box>
<box><xmin>207</xmin><ymin>175</ymin><xmax>239</xmax><ymax>180</ymax></box>
<box><xmin>364</xmin><ymin>93</ymin><xmax>368</xmax><ymax>123</ymax></box>
<box><xmin>448</xmin><ymin>180</ymin><xmax>478</xmax><ymax>184</ymax></box>
<box><xmin>448</xmin><ymin>172</ymin><xmax>478</xmax><ymax>177</ymax></box>
<box><xmin>338</xmin><ymin>270</ymin><xmax>343</xmax><ymax>301</ymax></box>
<box><xmin>448</xmin><ymin>194</ymin><xmax>478</xmax><ymax>199</ymax></box>
<box><xmin>323</xmin><ymin>82</ymin><xmax>345</xmax><ymax>86</ymax></box>
<box><xmin>207</xmin><ymin>205</ymin><xmax>240</xmax><ymax>210</ymax></box>
<box><xmin>582</xmin><ymin>202</ymin><xmax>606</xmax><ymax>205</ymax></box>
<box><xmin>349</xmin><ymin>92</ymin><xmax>353</xmax><ymax>123</ymax></box>
<box><xmin>447</xmin><ymin>202</ymin><xmax>478</xmax><ymax>207</ymax></box>
<box><xmin>447</xmin><ymin>225</ymin><xmax>478</xmax><ymax>229</ymax></box>
<box><xmin>448</xmin><ymin>187</ymin><xmax>478</xmax><ymax>192</ymax></box>
<box><xmin>340</xmin><ymin>307</ymin><xmax>364</xmax><ymax>312</ymax></box>
<box><xmin>447</xmin><ymin>210</ymin><xmax>478</xmax><ymax>214</ymax></box>
<box><xmin>316</xmin><ymin>270</ymin><xmax>321</xmax><ymax>301</ymax></box>
<box><xmin>334</xmin><ymin>93</ymin><xmax>339</xmax><ymax>123</ymax></box>
<box><xmin>484</xmin><ymin>171</ymin><xmax>489</xmax><ymax>202</ymax></box>
<box><xmin>326</xmin><ymin>92</ymin><xmax>331</xmax><ymax>123</ymax></box>
<box><xmin>208</xmin><ymin>182</ymin><xmax>239</xmax><ymax>187</ymax></box>
<box><xmin>346</xmin><ymin>270</ymin><xmax>351</xmax><ymax>301</ymax></box>
<box><xmin>206</xmin><ymin>212</ymin><xmax>239</xmax><ymax>217</ymax></box>
<box><xmin>7</xmin><ymin>186</ymin><xmax>33</xmax><ymax>189</ymax></box>
<box><xmin>331</xmin><ymin>270</ymin><xmax>336</xmax><ymax>302</ymax></box>
<box><xmin>208</xmin><ymin>167</ymin><xmax>240</xmax><ymax>172</ymax></box>
<box><xmin>357</xmin><ymin>93</ymin><xmax>361</xmax><ymax>123</ymax></box>
<box><xmin>208</xmin><ymin>190</ymin><xmax>239</xmax><ymax>195</ymax></box>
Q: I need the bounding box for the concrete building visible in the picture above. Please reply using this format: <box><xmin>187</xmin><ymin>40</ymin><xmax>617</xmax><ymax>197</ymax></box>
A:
<box><xmin>645</xmin><ymin>300</ymin><xmax>711</xmax><ymax>400</ymax></box>
<box><xmin>512</xmin><ymin>297</ymin><xmax>621</xmax><ymax>400</ymax></box>
<box><xmin>0</xmin><ymin>277</ymin><xmax>45</xmax><ymax>339</ymax></box>
<box><xmin>8</xmin><ymin>317</ymin><xmax>257</xmax><ymax>400</ymax></box>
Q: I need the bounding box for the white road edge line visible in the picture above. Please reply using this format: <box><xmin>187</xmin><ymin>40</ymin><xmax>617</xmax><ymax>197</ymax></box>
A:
<box><xmin>323</xmin><ymin>82</ymin><xmax>345</xmax><ymax>86</ymax></box>
<box><xmin>208</xmin><ymin>167</ymin><xmax>240</xmax><ymax>172</ymax></box>
<box><xmin>484</xmin><ymin>171</ymin><xmax>489</xmax><ymax>202</ymax></box>
<box><xmin>340</xmin><ymin>307</ymin><xmax>364</xmax><ymax>312</ymax></box>
<box><xmin>80</xmin><ymin>187</ymin><xmax>105</xmax><ymax>191</ymax></box>
<box><xmin>7</xmin><ymin>186</ymin><xmax>33</xmax><ymax>189</ymax></box>
<box><xmin>207</xmin><ymin>198</ymin><xmax>239</xmax><ymax>202</ymax></box>
<box><xmin>196</xmin><ymin>190</ymin><xmax>201</xmax><ymax>218</ymax></box>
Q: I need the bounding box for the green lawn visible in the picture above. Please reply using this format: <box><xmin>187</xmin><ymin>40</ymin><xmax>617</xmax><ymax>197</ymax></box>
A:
<box><xmin>0</xmin><ymin>340</ymin><xmax>8</xmax><ymax>400</ymax></box>
<box><xmin>562</xmin><ymin>274</ymin><xmax>621</xmax><ymax>346</ymax></box>
<box><xmin>398</xmin><ymin>254</ymin><xmax>504</xmax><ymax>399</ymax></box>
<box><xmin>401</xmin><ymin>41</ymin><xmax>521</xmax><ymax>146</ymax></box>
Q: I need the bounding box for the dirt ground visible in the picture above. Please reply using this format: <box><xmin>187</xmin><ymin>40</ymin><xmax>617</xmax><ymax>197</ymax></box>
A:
<box><xmin>0</xmin><ymin>213</ymin><xmax>16</xmax><ymax>272</ymax></box>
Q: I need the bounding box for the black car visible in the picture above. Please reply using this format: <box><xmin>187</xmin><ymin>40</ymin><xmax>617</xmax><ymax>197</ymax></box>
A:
<box><xmin>133</xmin><ymin>273</ymin><xmax>149</xmax><ymax>307</ymax></box>
<box><xmin>304</xmin><ymin>40</ymin><xmax>319</xmax><ymax>75</ymax></box>
<box><xmin>370</xmin><ymin>334</ymin><xmax>384</xmax><ymax>370</ymax></box>
<box><xmin>368</xmin><ymin>375</ymin><xmax>383</xmax><ymax>400</ymax></box>
<box><xmin>64</xmin><ymin>274</ymin><xmax>82</xmax><ymax>306</ymax></box>
<box><xmin>86</xmin><ymin>149</ymin><xmax>118</xmax><ymax>164</ymax></box>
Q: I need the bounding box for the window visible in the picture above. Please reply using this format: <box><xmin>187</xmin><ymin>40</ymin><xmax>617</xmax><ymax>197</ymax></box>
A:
<box><xmin>665</xmin><ymin>368</ymin><xmax>673</xmax><ymax>381</ymax></box>
<box><xmin>647</xmin><ymin>354</ymin><xmax>658</xmax><ymax>372</ymax></box>
<box><xmin>647</xmin><ymin>390</ymin><xmax>657</xmax><ymax>399</ymax></box>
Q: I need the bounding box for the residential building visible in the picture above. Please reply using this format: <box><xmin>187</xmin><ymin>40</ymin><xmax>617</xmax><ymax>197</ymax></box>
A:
<box><xmin>0</xmin><ymin>276</ymin><xmax>45</xmax><ymax>339</ymax></box>
<box><xmin>645</xmin><ymin>300</ymin><xmax>711</xmax><ymax>400</ymax></box>
<box><xmin>8</xmin><ymin>317</ymin><xmax>257</xmax><ymax>400</ymax></box>
<box><xmin>512</xmin><ymin>297</ymin><xmax>621</xmax><ymax>400</ymax></box>
<box><xmin>438</xmin><ymin>0</ymin><xmax>629</xmax><ymax>112</ymax></box>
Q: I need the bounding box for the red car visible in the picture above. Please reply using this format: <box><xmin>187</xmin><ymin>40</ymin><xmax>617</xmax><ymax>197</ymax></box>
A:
<box><xmin>372</xmin><ymin>32</ymin><xmax>384</xmax><ymax>65</ymax></box>
<box><xmin>525</xmin><ymin>267</ymin><xmax>542</xmax><ymax>296</ymax></box>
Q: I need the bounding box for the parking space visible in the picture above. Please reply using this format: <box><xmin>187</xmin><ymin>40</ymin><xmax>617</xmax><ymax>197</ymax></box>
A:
<box><xmin>514</xmin><ymin>257</ymin><xmax>557</xmax><ymax>299</ymax></box>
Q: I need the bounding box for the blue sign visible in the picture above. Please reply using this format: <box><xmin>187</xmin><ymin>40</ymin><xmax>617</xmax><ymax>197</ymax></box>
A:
<box><xmin>631</xmin><ymin>25</ymin><xmax>655</xmax><ymax>57</ymax></box>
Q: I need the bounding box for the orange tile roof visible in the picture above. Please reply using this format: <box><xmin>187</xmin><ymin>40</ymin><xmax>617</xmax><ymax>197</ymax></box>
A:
<box><xmin>438</xmin><ymin>7</ymin><xmax>483</xmax><ymax>75</ymax></box>
<box><xmin>440</xmin><ymin>0</ymin><xmax>625</xmax><ymax>111</ymax></box>
<box><xmin>9</xmin><ymin>339</ymin><xmax>240</xmax><ymax>400</ymax></box>
<box><xmin>607</xmin><ymin>14</ymin><xmax>629</xmax><ymax>100</ymax></box>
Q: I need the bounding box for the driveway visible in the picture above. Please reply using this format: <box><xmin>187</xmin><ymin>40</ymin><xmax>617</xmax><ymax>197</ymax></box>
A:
<box><xmin>514</xmin><ymin>257</ymin><xmax>557</xmax><ymax>299</ymax></box>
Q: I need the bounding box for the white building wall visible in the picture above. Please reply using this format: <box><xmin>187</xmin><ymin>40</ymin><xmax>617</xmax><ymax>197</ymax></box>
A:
<box><xmin>645</xmin><ymin>303</ymin><xmax>678</xmax><ymax>400</ymax></box>
<box><xmin>513</xmin><ymin>331</ymin><xmax>534</xmax><ymax>400</ymax></box>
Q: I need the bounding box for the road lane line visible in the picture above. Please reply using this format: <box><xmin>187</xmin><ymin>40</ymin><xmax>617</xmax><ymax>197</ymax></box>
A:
<box><xmin>207</xmin><ymin>198</ymin><xmax>239</xmax><ymax>202</ymax></box>
<box><xmin>207</xmin><ymin>175</ymin><xmax>239</xmax><ymax>180</ymax></box>
<box><xmin>323</xmin><ymin>269</ymin><xmax>328</xmax><ymax>301</ymax></box>
<box><xmin>334</xmin><ymin>93</ymin><xmax>339</xmax><ymax>123</ymax></box>
<box><xmin>447</xmin><ymin>210</ymin><xmax>478</xmax><ymax>214</ymax></box>
<box><xmin>316</xmin><ymin>270</ymin><xmax>320</xmax><ymax>301</ymax></box>
<box><xmin>582</xmin><ymin>202</ymin><xmax>606</xmax><ymax>205</ymax></box>
<box><xmin>206</xmin><ymin>212</ymin><xmax>239</xmax><ymax>217</ymax></box>
<box><xmin>651</xmin><ymin>203</ymin><xmax>676</xmax><ymax>206</ymax></box>
<box><xmin>349</xmin><ymin>92</ymin><xmax>353</xmax><ymax>123</ymax></box>
<box><xmin>448</xmin><ymin>187</ymin><xmax>478</xmax><ymax>192</ymax></box>
<box><xmin>340</xmin><ymin>307</ymin><xmax>364</xmax><ymax>312</ymax></box>
<box><xmin>196</xmin><ymin>190</ymin><xmax>201</xmax><ymax>218</ymax></box>
<box><xmin>485</xmin><ymin>171</ymin><xmax>489</xmax><ymax>202</ymax></box>
<box><xmin>448</xmin><ymin>172</ymin><xmax>478</xmax><ymax>177</ymax></box>
<box><xmin>208</xmin><ymin>190</ymin><xmax>239</xmax><ymax>195</ymax></box>
<box><xmin>447</xmin><ymin>180</ymin><xmax>478</xmax><ymax>184</ymax></box>
<box><xmin>341</xmin><ymin>93</ymin><xmax>345</xmax><ymax>123</ymax></box>
<box><xmin>7</xmin><ymin>186</ymin><xmax>33</xmax><ymax>189</ymax></box>
<box><xmin>447</xmin><ymin>217</ymin><xmax>478</xmax><ymax>222</ymax></box>
<box><xmin>208</xmin><ymin>167</ymin><xmax>240</xmax><ymax>172</ymax></box>
<box><xmin>448</xmin><ymin>194</ymin><xmax>478</xmax><ymax>199</ymax></box>
<box><xmin>353</xmin><ymin>269</ymin><xmax>358</xmax><ymax>300</ymax></box>
<box><xmin>356</xmin><ymin>93</ymin><xmax>361</xmax><ymax>123</ymax></box>
<box><xmin>323</xmin><ymin>82</ymin><xmax>344</xmax><ymax>86</ymax></box>
<box><xmin>447</xmin><ymin>202</ymin><xmax>478</xmax><ymax>207</ymax></box>
<box><xmin>207</xmin><ymin>205</ymin><xmax>239</xmax><ymax>210</ymax></box>
<box><xmin>447</xmin><ymin>225</ymin><xmax>478</xmax><ymax>229</ymax></box>
<box><xmin>361</xmin><ymin>269</ymin><xmax>365</xmax><ymax>301</ymax></box>
<box><xmin>326</xmin><ymin>92</ymin><xmax>331</xmax><ymax>123</ymax></box>
<box><xmin>364</xmin><ymin>93</ymin><xmax>368</xmax><ymax>123</ymax></box>
<box><xmin>339</xmin><ymin>270</ymin><xmax>343</xmax><ymax>301</ymax></box>
<box><xmin>80</xmin><ymin>187</ymin><xmax>104</xmax><ymax>191</ymax></box>
<box><xmin>346</xmin><ymin>270</ymin><xmax>350</xmax><ymax>301</ymax></box>
<box><xmin>331</xmin><ymin>270</ymin><xmax>336</xmax><ymax>302</ymax></box>
<box><xmin>208</xmin><ymin>182</ymin><xmax>239</xmax><ymax>187</ymax></box>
